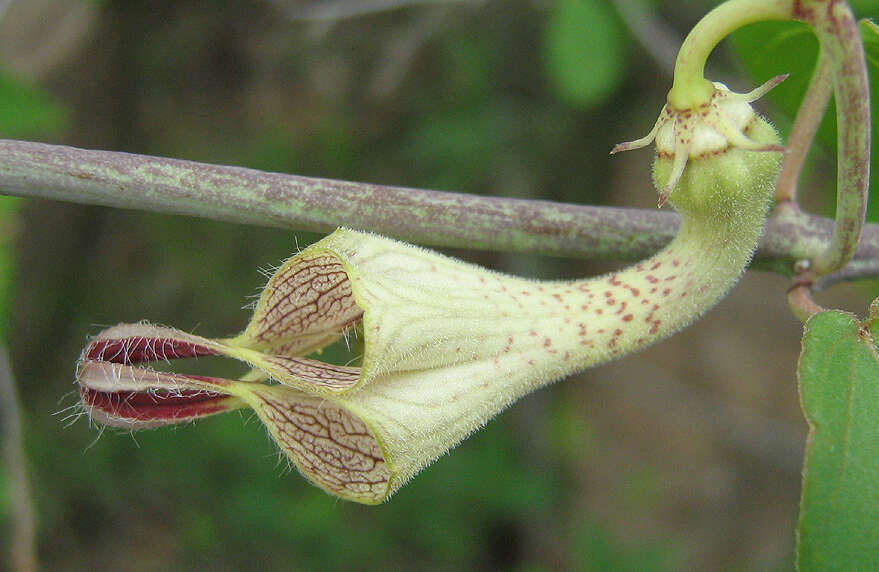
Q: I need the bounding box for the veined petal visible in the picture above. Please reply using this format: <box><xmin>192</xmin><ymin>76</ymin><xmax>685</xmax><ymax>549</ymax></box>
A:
<box><xmin>235</xmin><ymin>384</ymin><xmax>391</xmax><ymax>504</ymax></box>
<box><xmin>232</xmin><ymin>252</ymin><xmax>363</xmax><ymax>357</ymax></box>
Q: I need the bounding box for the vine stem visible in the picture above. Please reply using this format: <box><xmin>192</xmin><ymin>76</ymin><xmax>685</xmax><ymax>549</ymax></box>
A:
<box><xmin>776</xmin><ymin>50</ymin><xmax>834</xmax><ymax>205</ymax></box>
<box><xmin>0</xmin><ymin>139</ymin><xmax>878</xmax><ymax>277</ymax></box>
<box><xmin>788</xmin><ymin>272</ymin><xmax>826</xmax><ymax>322</ymax></box>
<box><xmin>796</xmin><ymin>1</ymin><xmax>871</xmax><ymax>275</ymax></box>
<box><xmin>666</xmin><ymin>0</ymin><xmax>869</xmax><ymax>278</ymax></box>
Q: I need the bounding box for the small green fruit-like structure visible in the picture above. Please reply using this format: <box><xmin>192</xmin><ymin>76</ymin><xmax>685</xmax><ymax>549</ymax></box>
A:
<box><xmin>614</xmin><ymin>76</ymin><xmax>785</xmax><ymax>209</ymax></box>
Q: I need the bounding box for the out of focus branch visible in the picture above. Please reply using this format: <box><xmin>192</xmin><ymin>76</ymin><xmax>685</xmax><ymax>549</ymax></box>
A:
<box><xmin>0</xmin><ymin>346</ymin><xmax>38</xmax><ymax>572</ymax></box>
<box><xmin>268</xmin><ymin>0</ymin><xmax>479</xmax><ymax>22</ymax></box>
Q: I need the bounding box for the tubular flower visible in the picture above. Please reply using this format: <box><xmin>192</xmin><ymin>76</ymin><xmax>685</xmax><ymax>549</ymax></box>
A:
<box><xmin>80</xmin><ymin>136</ymin><xmax>778</xmax><ymax>503</ymax></box>
<box><xmin>74</xmin><ymin>0</ymin><xmax>791</xmax><ymax>505</ymax></box>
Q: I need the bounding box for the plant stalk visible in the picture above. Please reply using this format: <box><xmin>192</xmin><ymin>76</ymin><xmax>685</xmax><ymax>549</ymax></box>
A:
<box><xmin>0</xmin><ymin>139</ymin><xmax>878</xmax><ymax>280</ymax></box>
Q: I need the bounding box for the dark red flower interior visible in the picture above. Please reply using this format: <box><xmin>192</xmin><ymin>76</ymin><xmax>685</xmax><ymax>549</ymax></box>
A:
<box><xmin>80</xmin><ymin>336</ymin><xmax>237</xmax><ymax>427</ymax></box>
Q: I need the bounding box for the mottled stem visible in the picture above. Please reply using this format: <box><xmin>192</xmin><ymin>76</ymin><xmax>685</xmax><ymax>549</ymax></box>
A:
<box><xmin>1</xmin><ymin>139</ymin><xmax>878</xmax><ymax>280</ymax></box>
<box><xmin>796</xmin><ymin>1</ymin><xmax>870</xmax><ymax>275</ymax></box>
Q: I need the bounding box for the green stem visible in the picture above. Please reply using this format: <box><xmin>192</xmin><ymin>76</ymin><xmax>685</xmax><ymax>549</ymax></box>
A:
<box><xmin>667</xmin><ymin>0</ymin><xmax>793</xmax><ymax>109</ymax></box>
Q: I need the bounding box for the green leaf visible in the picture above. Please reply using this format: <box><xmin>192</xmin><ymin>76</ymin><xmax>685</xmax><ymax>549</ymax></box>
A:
<box><xmin>796</xmin><ymin>301</ymin><xmax>879</xmax><ymax>570</ymax></box>
<box><xmin>544</xmin><ymin>0</ymin><xmax>628</xmax><ymax>109</ymax></box>
<box><xmin>0</xmin><ymin>69</ymin><xmax>68</xmax><ymax>138</ymax></box>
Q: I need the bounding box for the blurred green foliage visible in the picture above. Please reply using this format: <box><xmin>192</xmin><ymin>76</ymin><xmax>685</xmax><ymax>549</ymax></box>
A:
<box><xmin>544</xmin><ymin>0</ymin><xmax>630</xmax><ymax>109</ymax></box>
<box><xmin>0</xmin><ymin>70</ymin><xmax>68</xmax><ymax>139</ymax></box>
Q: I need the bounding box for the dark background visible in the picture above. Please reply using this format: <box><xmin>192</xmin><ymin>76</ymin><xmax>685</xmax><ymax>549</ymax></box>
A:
<box><xmin>1</xmin><ymin>0</ymin><xmax>877</xmax><ymax>569</ymax></box>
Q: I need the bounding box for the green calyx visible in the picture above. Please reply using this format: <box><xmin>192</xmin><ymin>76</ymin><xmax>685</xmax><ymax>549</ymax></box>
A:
<box><xmin>612</xmin><ymin>77</ymin><xmax>786</xmax><ymax>208</ymax></box>
<box><xmin>652</xmin><ymin>115</ymin><xmax>782</xmax><ymax>218</ymax></box>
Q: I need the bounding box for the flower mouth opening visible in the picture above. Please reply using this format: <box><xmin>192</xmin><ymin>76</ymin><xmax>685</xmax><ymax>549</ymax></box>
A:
<box><xmin>76</xmin><ymin>329</ymin><xmax>248</xmax><ymax>429</ymax></box>
<box><xmin>79</xmin><ymin>384</ymin><xmax>235</xmax><ymax>429</ymax></box>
